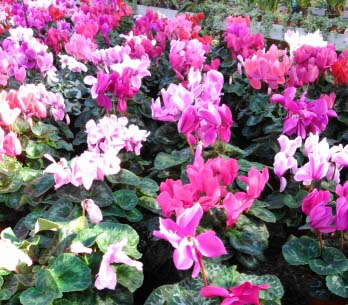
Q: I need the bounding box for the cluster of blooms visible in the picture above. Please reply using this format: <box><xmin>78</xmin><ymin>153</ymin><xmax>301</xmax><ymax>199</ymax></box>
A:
<box><xmin>121</xmin><ymin>32</ymin><xmax>162</xmax><ymax>61</ymax></box>
<box><xmin>332</xmin><ymin>51</ymin><xmax>348</xmax><ymax>86</ymax></box>
<box><xmin>44</xmin><ymin>115</ymin><xmax>149</xmax><ymax>190</ymax></box>
<box><xmin>244</xmin><ymin>45</ymin><xmax>292</xmax><ymax>91</ymax></box>
<box><xmin>45</xmin><ymin>22</ymin><xmax>71</xmax><ymax>54</ymax></box>
<box><xmin>225</xmin><ymin>16</ymin><xmax>264</xmax><ymax>59</ymax></box>
<box><xmin>284</xmin><ymin>29</ymin><xmax>328</xmax><ymax>57</ymax></box>
<box><xmin>301</xmin><ymin>180</ymin><xmax>348</xmax><ymax>233</ymax></box>
<box><xmin>0</xmin><ymin>84</ymin><xmax>66</xmax><ymax>160</ymax></box>
<box><xmin>12</xmin><ymin>1</ymin><xmax>53</xmax><ymax>32</ymax></box>
<box><xmin>0</xmin><ymin>27</ymin><xmax>58</xmax><ymax>86</ymax></box>
<box><xmin>71</xmin><ymin>0</ymin><xmax>132</xmax><ymax>45</ymax></box>
<box><xmin>86</xmin><ymin>115</ymin><xmax>150</xmax><ymax>156</ymax></box>
<box><xmin>154</xmin><ymin>197</ymin><xmax>270</xmax><ymax>302</ymax></box>
<box><xmin>65</xmin><ymin>33</ymin><xmax>98</xmax><ymax>62</ymax></box>
<box><xmin>84</xmin><ymin>45</ymin><xmax>151</xmax><ymax>113</ymax></box>
<box><xmin>158</xmin><ymin>153</ymin><xmax>269</xmax><ymax>227</ymax></box>
<box><xmin>287</xmin><ymin>44</ymin><xmax>337</xmax><ymax>87</ymax></box>
<box><xmin>271</xmin><ymin>87</ymin><xmax>337</xmax><ymax>139</ymax></box>
<box><xmin>152</xmin><ymin>68</ymin><xmax>232</xmax><ymax>147</ymax></box>
<box><xmin>0</xmin><ymin>1</ymin><xmax>13</xmax><ymax>36</ymax></box>
<box><xmin>170</xmin><ymin>39</ymin><xmax>209</xmax><ymax>80</ymax></box>
<box><xmin>274</xmin><ymin>133</ymin><xmax>348</xmax><ymax>192</ymax></box>
<box><xmin>133</xmin><ymin>10</ymin><xmax>211</xmax><ymax>55</ymax></box>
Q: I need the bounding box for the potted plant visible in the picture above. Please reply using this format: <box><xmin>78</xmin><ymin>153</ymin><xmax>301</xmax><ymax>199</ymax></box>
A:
<box><xmin>309</xmin><ymin>0</ymin><xmax>328</xmax><ymax>16</ymax></box>
<box><xmin>343</xmin><ymin>0</ymin><xmax>348</xmax><ymax>17</ymax></box>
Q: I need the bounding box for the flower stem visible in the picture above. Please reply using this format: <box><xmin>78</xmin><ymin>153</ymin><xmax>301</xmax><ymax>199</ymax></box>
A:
<box><xmin>197</xmin><ymin>253</ymin><xmax>209</xmax><ymax>287</ymax></box>
<box><xmin>19</xmin><ymin>0</ymin><xmax>29</xmax><ymax>28</ymax></box>
<box><xmin>341</xmin><ymin>231</ymin><xmax>344</xmax><ymax>251</ymax></box>
<box><xmin>317</xmin><ymin>231</ymin><xmax>324</xmax><ymax>250</ymax></box>
<box><xmin>189</xmin><ymin>144</ymin><xmax>195</xmax><ymax>156</ymax></box>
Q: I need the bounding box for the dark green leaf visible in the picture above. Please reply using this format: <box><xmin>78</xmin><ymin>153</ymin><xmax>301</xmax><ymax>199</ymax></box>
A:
<box><xmin>115</xmin><ymin>265</ymin><xmax>144</xmax><ymax>293</ymax></box>
<box><xmin>137</xmin><ymin>178</ymin><xmax>159</xmax><ymax>196</ymax></box>
<box><xmin>282</xmin><ymin>237</ymin><xmax>321</xmax><ymax>265</ymax></box>
<box><xmin>248</xmin><ymin>206</ymin><xmax>276</xmax><ymax>223</ymax></box>
<box><xmin>50</xmin><ymin>254</ymin><xmax>91</xmax><ymax>292</ymax></box>
<box><xmin>107</xmin><ymin>169</ymin><xmax>140</xmax><ymax>186</ymax></box>
<box><xmin>309</xmin><ymin>247</ymin><xmax>348</xmax><ymax>275</ymax></box>
<box><xmin>113</xmin><ymin>190</ymin><xmax>138</xmax><ymax>210</ymax></box>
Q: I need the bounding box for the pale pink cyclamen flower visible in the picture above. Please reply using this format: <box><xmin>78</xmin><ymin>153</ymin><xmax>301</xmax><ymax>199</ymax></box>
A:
<box><xmin>0</xmin><ymin>91</ymin><xmax>21</xmax><ymax>126</ymax></box>
<box><xmin>154</xmin><ymin>203</ymin><xmax>227</xmax><ymax>277</ymax></box>
<box><xmin>70</xmin><ymin>151</ymin><xmax>121</xmax><ymax>190</ymax></box>
<box><xmin>201</xmin><ymin>282</ymin><xmax>270</xmax><ymax>305</ymax></box>
<box><xmin>0</xmin><ymin>237</ymin><xmax>32</xmax><ymax>271</ymax></box>
<box><xmin>3</xmin><ymin>132</ymin><xmax>21</xmax><ymax>157</ymax></box>
<box><xmin>95</xmin><ymin>238</ymin><xmax>143</xmax><ymax>290</ymax></box>
<box><xmin>65</xmin><ymin>33</ymin><xmax>98</xmax><ymax>62</ymax></box>
<box><xmin>294</xmin><ymin>135</ymin><xmax>334</xmax><ymax>185</ymax></box>
<box><xmin>86</xmin><ymin>115</ymin><xmax>150</xmax><ymax>156</ymax></box>
<box><xmin>44</xmin><ymin>154</ymin><xmax>72</xmax><ymax>189</ymax></box>
<box><xmin>81</xmin><ymin>199</ymin><xmax>103</xmax><ymax>224</ymax></box>
<box><xmin>273</xmin><ymin>135</ymin><xmax>302</xmax><ymax>192</ymax></box>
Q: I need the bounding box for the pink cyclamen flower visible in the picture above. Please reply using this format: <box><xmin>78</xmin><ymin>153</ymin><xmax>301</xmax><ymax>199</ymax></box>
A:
<box><xmin>153</xmin><ymin>203</ymin><xmax>227</xmax><ymax>277</ymax></box>
<box><xmin>244</xmin><ymin>45</ymin><xmax>292</xmax><ymax>90</ymax></box>
<box><xmin>95</xmin><ymin>238</ymin><xmax>143</xmax><ymax>290</ymax></box>
<box><xmin>239</xmin><ymin>167</ymin><xmax>269</xmax><ymax>199</ymax></box>
<box><xmin>201</xmin><ymin>282</ymin><xmax>270</xmax><ymax>305</ymax></box>
<box><xmin>0</xmin><ymin>237</ymin><xmax>32</xmax><ymax>271</ymax></box>
<box><xmin>81</xmin><ymin>199</ymin><xmax>103</xmax><ymax>224</ymax></box>
<box><xmin>3</xmin><ymin>131</ymin><xmax>21</xmax><ymax>156</ymax></box>
<box><xmin>223</xmin><ymin>191</ymin><xmax>254</xmax><ymax>227</ymax></box>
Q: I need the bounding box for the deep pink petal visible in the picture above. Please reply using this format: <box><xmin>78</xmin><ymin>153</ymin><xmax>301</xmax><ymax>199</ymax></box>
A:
<box><xmin>196</xmin><ymin>232</ymin><xmax>227</xmax><ymax>258</ymax></box>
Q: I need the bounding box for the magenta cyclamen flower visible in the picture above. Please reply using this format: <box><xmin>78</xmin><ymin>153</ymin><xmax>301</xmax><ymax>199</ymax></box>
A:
<box><xmin>153</xmin><ymin>204</ymin><xmax>227</xmax><ymax>277</ymax></box>
<box><xmin>271</xmin><ymin>88</ymin><xmax>337</xmax><ymax>139</ymax></box>
<box><xmin>225</xmin><ymin>16</ymin><xmax>264</xmax><ymax>60</ymax></box>
<box><xmin>336</xmin><ymin>182</ymin><xmax>348</xmax><ymax>231</ymax></box>
<box><xmin>201</xmin><ymin>282</ymin><xmax>270</xmax><ymax>305</ymax></box>
<box><xmin>95</xmin><ymin>238</ymin><xmax>143</xmax><ymax>290</ymax></box>
<box><xmin>302</xmin><ymin>189</ymin><xmax>335</xmax><ymax>233</ymax></box>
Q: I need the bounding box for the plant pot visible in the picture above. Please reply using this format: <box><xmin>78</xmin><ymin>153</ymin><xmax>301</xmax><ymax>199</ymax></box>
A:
<box><xmin>309</xmin><ymin>7</ymin><xmax>327</xmax><ymax>16</ymax></box>
<box><xmin>309</xmin><ymin>296</ymin><xmax>348</xmax><ymax>305</ymax></box>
